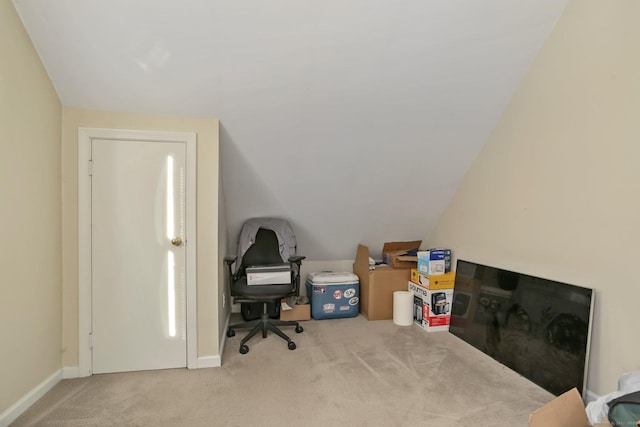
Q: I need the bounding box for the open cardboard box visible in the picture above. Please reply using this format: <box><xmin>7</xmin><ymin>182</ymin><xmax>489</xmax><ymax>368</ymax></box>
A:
<box><xmin>279</xmin><ymin>303</ymin><xmax>310</xmax><ymax>321</ymax></box>
<box><xmin>382</xmin><ymin>240</ymin><xmax>421</xmax><ymax>268</ymax></box>
<box><xmin>529</xmin><ymin>388</ymin><xmax>611</xmax><ymax>426</ymax></box>
<box><xmin>353</xmin><ymin>243</ymin><xmax>415</xmax><ymax>320</ymax></box>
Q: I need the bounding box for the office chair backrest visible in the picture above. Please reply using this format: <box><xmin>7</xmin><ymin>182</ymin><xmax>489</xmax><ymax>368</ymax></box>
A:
<box><xmin>236</xmin><ymin>218</ymin><xmax>296</xmax><ymax>272</ymax></box>
<box><xmin>240</xmin><ymin>228</ymin><xmax>284</xmax><ymax>272</ymax></box>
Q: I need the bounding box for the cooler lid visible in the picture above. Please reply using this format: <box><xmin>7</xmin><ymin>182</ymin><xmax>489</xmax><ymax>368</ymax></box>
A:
<box><xmin>307</xmin><ymin>271</ymin><xmax>359</xmax><ymax>284</ymax></box>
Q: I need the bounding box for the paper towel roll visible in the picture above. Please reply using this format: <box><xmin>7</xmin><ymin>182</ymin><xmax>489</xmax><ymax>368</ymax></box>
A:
<box><xmin>393</xmin><ymin>291</ymin><xmax>414</xmax><ymax>326</ymax></box>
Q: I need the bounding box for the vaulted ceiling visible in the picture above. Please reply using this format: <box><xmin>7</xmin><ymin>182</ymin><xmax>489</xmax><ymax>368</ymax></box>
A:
<box><xmin>14</xmin><ymin>0</ymin><xmax>569</xmax><ymax>260</ymax></box>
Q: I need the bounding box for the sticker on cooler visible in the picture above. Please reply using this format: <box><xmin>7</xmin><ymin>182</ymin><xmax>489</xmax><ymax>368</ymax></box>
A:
<box><xmin>313</xmin><ymin>286</ymin><xmax>326</xmax><ymax>294</ymax></box>
<box><xmin>323</xmin><ymin>303</ymin><xmax>335</xmax><ymax>313</ymax></box>
<box><xmin>344</xmin><ymin>288</ymin><xmax>356</xmax><ymax>298</ymax></box>
<box><xmin>333</xmin><ymin>289</ymin><xmax>343</xmax><ymax>300</ymax></box>
<box><xmin>349</xmin><ymin>297</ymin><xmax>359</xmax><ymax>306</ymax></box>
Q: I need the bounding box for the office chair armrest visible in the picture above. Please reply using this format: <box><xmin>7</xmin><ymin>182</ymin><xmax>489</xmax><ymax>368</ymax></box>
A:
<box><xmin>288</xmin><ymin>255</ymin><xmax>305</xmax><ymax>264</ymax></box>
<box><xmin>287</xmin><ymin>256</ymin><xmax>305</xmax><ymax>297</ymax></box>
<box><xmin>224</xmin><ymin>256</ymin><xmax>239</xmax><ymax>283</ymax></box>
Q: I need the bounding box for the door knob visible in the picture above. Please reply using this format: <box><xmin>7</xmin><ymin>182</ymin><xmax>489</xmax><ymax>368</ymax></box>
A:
<box><xmin>171</xmin><ymin>237</ymin><xmax>183</xmax><ymax>247</ymax></box>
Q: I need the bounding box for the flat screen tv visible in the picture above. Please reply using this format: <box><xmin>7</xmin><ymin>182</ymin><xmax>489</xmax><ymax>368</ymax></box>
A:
<box><xmin>450</xmin><ymin>260</ymin><xmax>594</xmax><ymax>397</ymax></box>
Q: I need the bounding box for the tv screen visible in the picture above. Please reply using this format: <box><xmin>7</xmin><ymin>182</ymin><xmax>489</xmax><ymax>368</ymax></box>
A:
<box><xmin>450</xmin><ymin>260</ymin><xmax>594</xmax><ymax>397</ymax></box>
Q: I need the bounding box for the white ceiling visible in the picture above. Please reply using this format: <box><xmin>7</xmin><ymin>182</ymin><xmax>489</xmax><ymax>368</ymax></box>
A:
<box><xmin>14</xmin><ymin>0</ymin><xmax>569</xmax><ymax>260</ymax></box>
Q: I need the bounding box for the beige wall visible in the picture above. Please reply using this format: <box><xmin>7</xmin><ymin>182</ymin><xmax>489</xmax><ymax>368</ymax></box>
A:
<box><xmin>429</xmin><ymin>0</ymin><xmax>640</xmax><ymax>395</ymax></box>
<box><xmin>0</xmin><ymin>0</ymin><xmax>62</xmax><ymax>415</ymax></box>
<box><xmin>61</xmin><ymin>107</ymin><xmax>221</xmax><ymax>367</ymax></box>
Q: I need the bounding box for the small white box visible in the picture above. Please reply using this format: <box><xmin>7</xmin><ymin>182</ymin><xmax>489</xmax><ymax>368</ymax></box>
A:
<box><xmin>417</xmin><ymin>249</ymin><xmax>451</xmax><ymax>275</ymax></box>
<box><xmin>246</xmin><ymin>264</ymin><xmax>291</xmax><ymax>285</ymax></box>
<box><xmin>408</xmin><ymin>281</ymin><xmax>453</xmax><ymax>332</ymax></box>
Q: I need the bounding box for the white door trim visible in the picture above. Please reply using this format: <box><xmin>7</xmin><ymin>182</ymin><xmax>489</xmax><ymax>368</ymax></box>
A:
<box><xmin>78</xmin><ymin>127</ymin><xmax>197</xmax><ymax>377</ymax></box>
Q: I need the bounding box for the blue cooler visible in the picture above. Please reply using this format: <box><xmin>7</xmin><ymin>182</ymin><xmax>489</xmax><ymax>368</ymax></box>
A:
<box><xmin>306</xmin><ymin>272</ymin><xmax>360</xmax><ymax>320</ymax></box>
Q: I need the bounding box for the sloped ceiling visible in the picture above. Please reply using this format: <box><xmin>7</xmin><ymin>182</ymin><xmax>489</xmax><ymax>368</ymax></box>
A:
<box><xmin>14</xmin><ymin>0</ymin><xmax>569</xmax><ymax>260</ymax></box>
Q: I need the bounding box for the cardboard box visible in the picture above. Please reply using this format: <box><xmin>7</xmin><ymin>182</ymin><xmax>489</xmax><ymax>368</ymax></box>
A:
<box><xmin>353</xmin><ymin>244</ymin><xmax>412</xmax><ymax>320</ymax></box>
<box><xmin>529</xmin><ymin>387</ymin><xmax>607</xmax><ymax>426</ymax></box>
<box><xmin>382</xmin><ymin>241</ymin><xmax>421</xmax><ymax>268</ymax></box>
<box><xmin>410</xmin><ymin>270</ymin><xmax>455</xmax><ymax>289</ymax></box>
<box><xmin>408</xmin><ymin>281</ymin><xmax>453</xmax><ymax>332</ymax></box>
<box><xmin>417</xmin><ymin>248</ymin><xmax>451</xmax><ymax>275</ymax></box>
<box><xmin>280</xmin><ymin>303</ymin><xmax>310</xmax><ymax>321</ymax></box>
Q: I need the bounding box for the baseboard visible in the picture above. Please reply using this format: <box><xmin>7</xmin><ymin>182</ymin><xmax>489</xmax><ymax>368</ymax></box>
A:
<box><xmin>0</xmin><ymin>370</ymin><xmax>61</xmax><ymax>427</ymax></box>
<box><xmin>62</xmin><ymin>355</ymin><xmax>223</xmax><ymax>373</ymax></box>
<box><xmin>585</xmin><ymin>389</ymin><xmax>600</xmax><ymax>403</ymax></box>
<box><xmin>196</xmin><ymin>312</ymin><xmax>232</xmax><ymax>369</ymax></box>
<box><xmin>62</xmin><ymin>366</ymin><xmax>79</xmax><ymax>379</ymax></box>
<box><xmin>197</xmin><ymin>355</ymin><xmax>221</xmax><ymax>368</ymax></box>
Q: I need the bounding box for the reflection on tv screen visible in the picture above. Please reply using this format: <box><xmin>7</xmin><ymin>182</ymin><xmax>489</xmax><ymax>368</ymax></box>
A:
<box><xmin>450</xmin><ymin>260</ymin><xmax>594</xmax><ymax>396</ymax></box>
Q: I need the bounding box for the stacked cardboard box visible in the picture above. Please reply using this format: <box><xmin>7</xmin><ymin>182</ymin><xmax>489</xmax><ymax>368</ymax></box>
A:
<box><xmin>409</xmin><ymin>252</ymin><xmax>455</xmax><ymax>332</ymax></box>
<box><xmin>417</xmin><ymin>248</ymin><xmax>451</xmax><ymax>275</ymax></box>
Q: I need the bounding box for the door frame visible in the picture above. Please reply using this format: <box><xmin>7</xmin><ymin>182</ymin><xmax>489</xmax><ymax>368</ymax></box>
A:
<box><xmin>78</xmin><ymin>127</ymin><xmax>197</xmax><ymax>377</ymax></box>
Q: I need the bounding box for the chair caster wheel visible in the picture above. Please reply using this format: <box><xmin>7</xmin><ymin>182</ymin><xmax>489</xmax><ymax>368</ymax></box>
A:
<box><xmin>227</xmin><ymin>328</ymin><xmax>235</xmax><ymax>338</ymax></box>
<box><xmin>295</xmin><ymin>325</ymin><xmax>303</xmax><ymax>333</ymax></box>
<box><xmin>288</xmin><ymin>341</ymin><xmax>296</xmax><ymax>350</ymax></box>
<box><xmin>239</xmin><ymin>344</ymin><xmax>249</xmax><ymax>354</ymax></box>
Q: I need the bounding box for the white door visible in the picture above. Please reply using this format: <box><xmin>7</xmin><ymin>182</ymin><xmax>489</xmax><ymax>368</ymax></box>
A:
<box><xmin>91</xmin><ymin>138</ymin><xmax>187</xmax><ymax>374</ymax></box>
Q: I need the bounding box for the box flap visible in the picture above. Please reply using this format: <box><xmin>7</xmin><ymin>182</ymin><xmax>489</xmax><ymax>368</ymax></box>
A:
<box><xmin>529</xmin><ymin>388</ymin><xmax>591</xmax><ymax>427</ymax></box>
<box><xmin>353</xmin><ymin>244</ymin><xmax>371</xmax><ymax>317</ymax></box>
<box><xmin>354</xmin><ymin>244</ymin><xmax>370</xmax><ymax>278</ymax></box>
<box><xmin>387</xmin><ymin>250</ymin><xmax>418</xmax><ymax>262</ymax></box>
<box><xmin>382</xmin><ymin>241</ymin><xmax>422</xmax><ymax>258</ymax></box>
<box><xmin>382</xmin><ymin>242</ymin><xmax>421</xmax><ymax>268</ymax></box>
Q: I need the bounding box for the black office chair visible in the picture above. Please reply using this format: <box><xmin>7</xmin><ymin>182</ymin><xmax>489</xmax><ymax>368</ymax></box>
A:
<box><xmin>224</xmin><ymin>219</ymin><xmax>305</xmax><ymax>354</ymax></box>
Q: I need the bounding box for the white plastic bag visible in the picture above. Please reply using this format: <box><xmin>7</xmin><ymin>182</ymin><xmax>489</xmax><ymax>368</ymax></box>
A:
<box><xmin>586</xmin><ymin>371</ymin><xmax>640</xmax><ymax>424</ymax></box>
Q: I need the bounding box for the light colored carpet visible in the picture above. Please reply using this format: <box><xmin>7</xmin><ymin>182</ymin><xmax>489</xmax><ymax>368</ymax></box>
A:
<box><xmin>11</xmin><ymin>314</ymin><xmax>554</xmax><ymax>426</ymax></box>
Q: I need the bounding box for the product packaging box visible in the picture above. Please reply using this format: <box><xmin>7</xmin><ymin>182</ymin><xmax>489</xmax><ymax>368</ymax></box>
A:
<box><xmin>353</xmin><ymin>244</ymin><xmax>412</xmax><ymax>320</ymax></box>
<box><xmin>306</xmin><ymin>272</ymin><xmax>360</xmax><ymax>320</ymax></box>
<box><xmin>529</xmin><ymin>387</ymin><xmax>604</xmax><ymax>426</ymax></box>
<box><xmin>408</xmin><ymin>281</ymin><xmax>453</xmax><ymax>332</ymax></box>
<box><xmin>410</xmin><ymin>270</ymin><xmax>455</xmax><ymax>289</ymax></box>
<box><xmin>246</xmin><ymin>264</ymin><xmax>291</xmax><ymax>285</ymax></box>
<box><xmin>383</xmin><ymin>241</ymin><xmax>422</xmax><ymax>268</ymax></box>
<box><xmin>417</xmin><ymin>249</ymin><xmax>452</xmax><ymax>275</ymax></box>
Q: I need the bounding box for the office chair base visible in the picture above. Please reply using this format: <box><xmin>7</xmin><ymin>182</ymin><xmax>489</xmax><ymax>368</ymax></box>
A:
<box><xmin>227</xmin><ymin>309</ymin><xmax>303</xmax><ymax>354</ymax></box>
